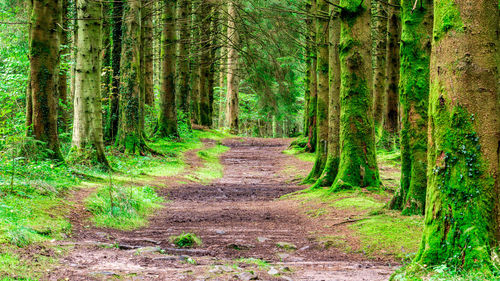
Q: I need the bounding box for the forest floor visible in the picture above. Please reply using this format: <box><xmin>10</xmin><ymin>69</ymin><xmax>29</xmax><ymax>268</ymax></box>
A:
<box><xmin>44</xmin><ymin>137</ymin><xmax>416</xmax><ymax>281</ymax></box>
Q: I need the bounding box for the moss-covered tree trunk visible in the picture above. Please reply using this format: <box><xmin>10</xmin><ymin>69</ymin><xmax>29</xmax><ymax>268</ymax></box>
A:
<box><xmin>30</xmin><ymin>0</ymin><xmax>63</xmax><ymax>160</ymax></box>
<box><xmin>117</xmin><ymin>0</ymin><xmax>147</xmax><ymax>154</ymax></box>
<box><xmin>177</xmin><ymin>0</ymin><xmax>192</xmax><ymax>127</ymax></box>
<box><xmin>312</xmin><ymin>1</ymin><xmax>341</xmax><ymax>188</ymax></box>
<box><xmin>304</xmin><ymin>0</ymin><xmax>329</xmax><ymax>183</ymax></box>
<box><xmin>157</xmin><ymin>0</ymin><xmax>179</xmax><ymax>138</ymax></box>
<box><xmin>382</xmin><ymin>0</ymin><xmax>401</xmax><ymax>148</ymax></box>
<box><xmin>142</xmin><ymin>0</ymin><xmax>154</xmax><ymax>106</ymax></box>
<box><xmin>389</xmin><ymin>0</ymin><xmax>431</xmax><ymax>215</ymax></box>
<box><xmin>305</xmin><ymin>0</ymin><xmax>317</xmax><ymax>152</ymax></box>
<box><xmin>371</xmin><ymin>0</ymin><xmax>388</xmax><ymax>129</ymax></box>
<box><xmin>332</xmin><ymin>0</ymin><xmax>380</xmax><ymax>191</ymax></box>
<box><xmin>71</xmin><ymin>0</ymin><xmax>109</xmax><ymax>167</ymax></box>
<box><xmin>414</xmin><ymin>0</ymin><xmax>499</xmax><ymax>273</ymax></box>
<box><xmin>107</xmin><ymin>0</ymin><xmax>123</xmax><ymax>142</ymax></box>
<box><xmin>198</xmin><ymin>2</ymin><xmax>212</xmax><ymax>127</ymax></box>
<box><xmin>226</xmin><ymin>0</ymin><xmax>239</xmax><ymax>134</ymax></box>
<box><xmin>207</xmin><ymin>8</ymin><xmax>217</xmax><ymax>127</ymax></box>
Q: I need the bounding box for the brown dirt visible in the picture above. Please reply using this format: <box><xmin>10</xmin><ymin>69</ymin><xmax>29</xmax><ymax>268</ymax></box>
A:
<box><xmin>47</xmin><ymin>138</ymin><xmax>397</xmax><ymax>281</ymax></box>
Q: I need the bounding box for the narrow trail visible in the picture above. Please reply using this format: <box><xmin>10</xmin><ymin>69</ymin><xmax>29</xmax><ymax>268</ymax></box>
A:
<box><xmin>49</xmin><ymin>138</ymin><xmax>395</xmax><ymax>281</ymax></box>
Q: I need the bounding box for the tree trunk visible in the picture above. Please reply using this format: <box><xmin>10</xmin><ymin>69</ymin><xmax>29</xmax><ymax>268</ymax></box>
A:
<box><xmin>198</xmin><ymin>2</ymin><xmax>212</xmax><ymax>127</ymax></box>
<box><xmin>312</xmin><ymin>1</ymin><xmax>341</xmax><ymax>188</ymax></box>
<box><xmin>58</xmin><ymin>0</ymin><xmax>69</xmax><ymax>133</ymax></box>
<box><xmin>304</xmin><ymin>0</ymin><xmax>329</xmax><ymax>183</ymax></box>
<box><xmin>177</xmin><ymin>0</ymin><xmax>192</xmax><ymax>127</ymax></box>
<box><xmin>389</xmin><ymin>0</ymin><xmax>431</xmax><ymax>215</ymax></box>
<box><xmin>305</xmin><ymin>0</ymin><xmax>317</xmax><ymax>152</ymax></box>
<box><xmin>72</xmin><ymin>0</ymin><xmax>109</xmax><ymax>167</ymax></box>
<box><xmin>226</xmin><ymin>0</ymin><xmax>239</xmax><ymax>134</ymax></box>
<box><xmin>101</xmin><ymin>1</ymin><xmax>112</xmax><ymax>106</ymax></box>
<box><xmin>190</xmin><ymin>1</ymin><xmax>201</xmax><ymax>125</ymax></box>
<box><xmin>371</xmin><ymin>0</ymin><xmax>388</xmax><ymax>130</ymax></box>
<box><xmin>382</xmin><ymin>0</ymin><xmax>401</xmax><ymax>148</ymax></box>
<box><xmin>332</xmin><ymin>0</ymin><xmax>380</xmax><ymax>190</ymax></box>
<box><xmin>142</xmin><ymin>0</ymin><xmax>154</xmax><ymax>106</ymax></box>
<box><xmin>414</xmin><ymin>0</ymin><xmax>499</xmax><ymax>273</ymax></box>
<box><xmin>30</xmin><ymin>0</ymin><xmax>63</xmax><ymax>160</ymax></box>
<box><xmin>107</xmin><ymin>0</ymin><xmax>123</xmax><ymax>142</ymax></box>
<box><xmin>158</xmin><ymin>0</ymin><xmax>179</xmax><ymax>138</ymax></box>
<box><xmin>26</xmin><ymin>0</ymin><xmax>33</xmax><ymax>136</ymax></box>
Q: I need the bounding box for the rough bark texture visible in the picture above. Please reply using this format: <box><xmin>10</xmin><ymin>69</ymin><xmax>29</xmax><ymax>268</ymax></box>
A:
<box><xmin>177</xmin><ymin>0</ymin><xmax>191</xmax><ymax>125</ymax></box>
<box><xmin>107</xmin><ymin>0</ymin><xmax>123</xmax><ymax>142</ymax></box>
<box><xmin>190</xmin><ymin>1</ymin><xmax>201</xmax><ymax>125</ymax></box>
<box><xmin>305</xmin><ymin>0</ymin><xmax>329</xmax><ymax>182</ymax></box>
<box><xmin>389</xmin><ymin>0</ymin><xmax>431</xmax><ymax>215</ymax></box>
<box><xmin>117</xmin><ymin>0</ymin><xmax>146</xmax><ymax>153</ymax></box>
<box><xmin>332</xmin><ymin>0</ymin><xmax>380</xmax><ymax>190</ymax></box>
<box><xmin>382</xmin><ymin>0</ymin><xmax>401</xmax><ymax>147</ymax></box>
<box><xmin>30</xmin><ymin>0</ymin><xmax>63</xmax><ymax>160</ymax></box>
<box><xmin>371</xmin><ymin>0</ymin><xmax>388</xmax><ymax>128</ymax></box>
<box><xmin>305</xmin><ymin>0</ymin><xmax>317</xmax><ymax>152</ymax></box>
<box><xmin>158</xmin><ymin>0</ymin><xmax>179</xmax><ymax>138</ymax></box>
<box><xmin>198</xmin><ymin>2</ymin><xmax>212</xmax><ymax>127</ymax></box>
<box><xmin>415</xmin><ymin>0</ymin><xmax>499</xmax><ymax>273</ymax></box>
<box><xmin>72</xmin><ymin>0</ymin><xmax>109</xmax><ymax>167</ymax></box>
<box><xmin>226</xmin><ymin>0</ymin><xmax>239</xmax><ymax>134</ymax></box>
<box><xmin>312</xmin><ymin>1</ymin><xmax>341</xmax><ymax>188</ymax></box>
<box><xmin>142</xmin><ymin>0</ymin><xmax>154</xmax><ymax>106</ymax></box>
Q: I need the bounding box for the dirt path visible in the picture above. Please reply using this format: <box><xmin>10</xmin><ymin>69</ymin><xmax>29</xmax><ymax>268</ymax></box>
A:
<box><xmin>48</xmin><ymin>138</ymin><xmax>396</xmax><ymax>281</ymax></box>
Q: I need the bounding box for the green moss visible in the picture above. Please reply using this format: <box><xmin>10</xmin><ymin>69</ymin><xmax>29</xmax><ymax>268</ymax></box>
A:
<box><xmin>433</xmin><ymin>0</ymin><xmax>464</xmax><ymax>41</ymax></box>
<box><xmin>332</xmin><ymin>197</ymin><xmax>383</xmax><ymax>211</ymax></box>
<box><xmin>169</xmin><ymin>232</ymin><xmax>202</xmax><ymax>248</ymax></box>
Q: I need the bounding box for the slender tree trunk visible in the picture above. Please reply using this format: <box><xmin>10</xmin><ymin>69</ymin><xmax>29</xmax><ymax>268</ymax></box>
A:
<box><xmin>177</xmin><ymin>0</ymin><xmax>192</xmax><ymax>127</ymax></box>
<box><xmin>158</xmin><ymin>0</ymin><xmax>179</xmax><ymax>138</ymax></box>
<box><xmin>102</xmin><ymin>1</ymin><xmax>112</xmax><ymax>105</ymax></box>
<box><xmin>26</xmin><ymin>0</ymin><xmax>33</xmax><ymax>136</ymax></box>
<box><xmin>72</xmin><ymin>0</ymin><xmax>109</xmax><ymax>167</ymax></box>
<box><xmin>303</xmin><ymin>35</ymin><xmax>311</xmax><ymax>138</ymax></box>
<box><xmin>332</xmin><ymin>0</ymin><xmax>380</xmax><ymax>190</ymax></box>
<box><xmin>198</xmin><ymin>2</ymin><xmax>212</xmax><ymax>126</ymax></box>
<box><xmin>58</xmin><ymin>0</ymin><xmax>69</xmax><ymax>133</ymax></box>
<box><xmin>226</xmin><ymin>0</ymin><xmax>239</xmax><ymax>134</ymax></box>
<box><xmin>414</xmin><ymin>0</ymin><xmax>499</xmax><ymax>273</ymax></box>
<box><xmin>30</xmin><ymin>0</ymin><xmax>63</xmax><ymax>160</ymax></box>
<box><xmin>389</xmin><ymin>0</ymin><xmax>431</xmax><ymax>215</ymax></box>
<box><xmin>143</xmin><ymin>0</ymin><xmax>154</xmax><ymax>106</ymax></box>
<box><xmin>207</xmin><ymin>8</ymin><xmax>218</xmax><ymax>127</ymax></box>
<box><xmin>190</xmin><ymin>1</ymin><xmax>201</xmax><ymax>125</ymax></box>
<box><xmin>382</xmin><ymin>0</ymin><xmax>401</xmax><ymax>148</ymax></box>
<box><xmin>70</xmin><ymin>0</ymin><xmax>78</xmax><ymax>105</ymax></box>
<box><xmin>107</xmin><ymin>0</ymin><xmax>123</xmax><ymax>142</ymax></box>
<box><xmin>371</xmin><ymin>0</ymin><xmax>388</xmax><ymax>129</ymax></box>
<box><xmin>312</xmin><ymin>1</ymin><xmax>341</xmax><ymax>188</ymax></box>
<box><xmin>304</xmin><ymin>0</ymin><xmax>329</xmax><ymax>183</ymax></box>
<box><xmin>305</xmin><ymin>0</ymin><xmax>317</xmax><ymax>152</ymax></box>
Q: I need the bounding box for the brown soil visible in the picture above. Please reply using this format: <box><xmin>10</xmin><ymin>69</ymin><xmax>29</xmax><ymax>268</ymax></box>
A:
<box><xmin>47</xmin><ymin>138</ymin><xmax>397</xmax><ymax>281</ymax></box>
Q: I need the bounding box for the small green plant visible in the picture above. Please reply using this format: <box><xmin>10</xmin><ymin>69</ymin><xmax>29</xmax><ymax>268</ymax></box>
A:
<box><xmin>237</xmin><ymin>258</ymin><xmax>271</xmax><ymax>269</ymax></box>
<box><xmin>169</xmin><ymin>232</ymin><xmax>202</xmax><ymax>248</ymax></box>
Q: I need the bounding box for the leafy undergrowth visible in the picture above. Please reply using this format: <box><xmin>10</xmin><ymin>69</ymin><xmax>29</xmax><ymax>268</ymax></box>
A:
<box><xmin>170</xmin><ymin>232</ymin><xmax>203</xmax><ymax>248</ymax></box>
<box><xmin>86</xmin><ymin>185</ymin><xmax>164</xmax><ymax>230</ymax></box>
<box><xmin>0</xmin><ymin>129</ymin><xmax>230</xmax><ymax>278</ymax></box>
<box><xmin>391</xmin><ymin>263</ymin><xmax>500</xmax><ymax>281</ymax></box>
<box><xmin>186</xmin><ymin>144</ymin><xmax>230</xmax><ymax>183</ymax></box>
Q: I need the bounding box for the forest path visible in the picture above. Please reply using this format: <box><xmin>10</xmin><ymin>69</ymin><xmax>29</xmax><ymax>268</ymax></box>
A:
<box><xmin>49</xmin><ymin>138</ymin><xmax>395</xmax><ymax>281</ymax></box>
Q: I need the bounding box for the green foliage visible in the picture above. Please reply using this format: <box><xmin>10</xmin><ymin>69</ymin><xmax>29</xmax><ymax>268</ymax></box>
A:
<box><xmin>237</xmin><ymin>258</ymin><xmax>271</xmax><ymax>269</ymax></box>
<box><xmin>169</xmin><ymin>232</ymin><xmax>202</xmax><ymax>248</ymax></box>
<box><xmin>86</xmin><ymin>185</ymin><xmax>164</xmax><ymax>230</ymax></box>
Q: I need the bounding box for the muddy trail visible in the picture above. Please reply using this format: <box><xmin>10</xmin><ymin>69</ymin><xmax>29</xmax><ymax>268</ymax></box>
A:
<box><xmin>49</xmin><ymin>138</ymin><xmax>396</xmax><ymax>281</ymax></box>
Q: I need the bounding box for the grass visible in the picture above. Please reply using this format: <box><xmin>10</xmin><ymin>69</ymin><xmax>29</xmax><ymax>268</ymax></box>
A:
<box><xmin>236</xmin><ymin>258</ymin><xmax>271</xmax><ymax>269</ymax></box>
<box><xmin>169</xmin><ymin>232</ymin><xmax>202</xmax><ymax>248</ymax></box>
<box><xmin>186</xmin><ymin>144</ymin><xmax>229</xmax><ymax>183</ymax></box>
<box><xmin>391</xmin><ymin>263</ymin><xmax>500</xmax><ymax>281</ymax></box>
<box><xmin>0</xmin><ymin>245</ymin><xmax>63</xmax><ymax>280</ymax></box>
<box><xmin>86</xmin><ymin>185</ymin><xmax>164</xmax><ymax>230</ymax></box>
<box><xmin>332</xmin><ymin>196</ymin><xmax>384</xmax><ymax>211</ymax></box>
<box><xmin>282</xmin><ymin>147</ymin><xmax>315</xmax><ymax>162</ymax></box>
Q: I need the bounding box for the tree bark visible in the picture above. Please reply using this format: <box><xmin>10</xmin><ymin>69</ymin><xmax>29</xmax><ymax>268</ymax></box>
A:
<box><xmin>107</xmin><ymin>0</ymin><xmax>123</xmax><ymax>142</ymax></box>
<box><xmin>371</xmin><ymin>0</ymin><xmax>388</xmax><ymax>129</ymax></box>
<box><xmin>305</xmin><ymin>0</ymin><xmax>317</xmax><ymax>152</ymax></box>
<box><xmin>72</xmin><ymin>0</ymin><xmax>109</xmax><ymax>167</ymax></box>
<box><xmin>389</xmin><ymin>0</ymin><xmax>431</xmax><ymax>215</ymax></box>
<box><xmin>58</xmin><ymin>0</ymin><xmax>69</xmax><ymax>133</ymax></box>
<box><xmin>226</xmin><ymin>0</ymin><xmax>239</xmax><ymax>134</ymax></box>
<box><xmin>142</xmin><ymin>0</ymin><xmax>154</xmax><ymax>106</ymax></box>
<box><xmin>30</xmin><ymin>0</ymin><xmax>63</xmax><ymax>160</ymax></box>
<box><xmin>198</xmin><ymin>2</ymin><xmax>212</xmax><ymax>127</ymax></box>
<box><xmin>158</xmin><ymin>0</ymin><xmax>179</xmax><ymax>138</ymax></box>
<box><xmin>177</xmin><ymin>0</ymin><xmax>192</xmax><ymax>127</ymax></box>
<box><xmin>415</xmin><ymin>0</ymin><xmax>499</xmax><ymax>273</ymax></box>
<box><xmin>332</xmin><ymin>0</ymin><xmax>380</xmax><ymax>190</ymax></box>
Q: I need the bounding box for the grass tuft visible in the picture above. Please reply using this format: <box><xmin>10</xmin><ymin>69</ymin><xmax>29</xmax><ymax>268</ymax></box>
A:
<box><xmin>169</xmin><ymin>232</ymin><xmax>202</xmax><ymax>248</ymax></box>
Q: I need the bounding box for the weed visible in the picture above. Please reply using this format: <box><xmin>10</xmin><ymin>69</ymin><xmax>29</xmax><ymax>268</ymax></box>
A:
<box><xmin>170</xmin><ymin>232</ymin><xmax>202</xmax><ymax>248</ymax></box>
<box><xmin>237</xmin><ymin>258</ymin><xmax>271</xmax><ymax>269</ymax></box>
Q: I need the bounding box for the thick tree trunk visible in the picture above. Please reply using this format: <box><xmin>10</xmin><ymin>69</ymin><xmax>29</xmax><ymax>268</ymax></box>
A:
<box><xmin>107</xmin><ymin>0</ymin><xmax>123</xmax><ymax>142</ymax></box>
<box><xmin>332</xmin><ymin>0</ymin><xmax>380</xmax><ymax>190</ymax></box>
<box><xmin>158</xmin><ymin>0</ymin><xmax>179</xmax><ymax>138</ymax></box>
<box><xmin>382</xmin><ymin>0</ymin><xmax>401</xmax><ymax>148</ymax></box>
<box><xmin>371</xmin><ymin>0</ymin><xmax>388</xmax><ymax>129</ymax></box>
<box><xmin>226</xmin><ymin>0</ymin><xmax>239</xmax><ymax>134</ymax></box>
<box><xmin>414</xmin><ymin>0</ymin><xmax>499</xmax><ymax>272</ymax></box>
<box><xmin>312</xmin><ymin>1</ymin><xmax>341</xmax><ymax>188</ymax></box>
<box><xmin>142</xmin><ymin>0</ymin><xmax>154</xmax><ymax>106</ymax></box>
<box><xmin>177</xmin><ymin>0</ymin><xmax>192</xmax><ymax>126</ymax></box>
<box><xmin>389</xmin><ymin>0</ymin><xmax>431</xmax><ymax>215</ymax></box>
<box><xmin>72</xmin><ymin>0</ymin><xmax>109</xmax><ymax>167</ymax></box>
<box><xmin>30</xmin><ymin>0</ymin><xmax>63</xmax><ymax>160</ymax></box>
<box><xmin>305</xmin><ymin>0</ymin><xmax>317</xmax><ymax>152</ymax></box>
<box><xmin>304</xmin><ymin>0</ymin><xmax>329</xmax><ymax>183</ymax></box>
<box><xmin>198</xmin><ymin>2</ymin><xmax>212</xmax><ymax>127</ymax></box>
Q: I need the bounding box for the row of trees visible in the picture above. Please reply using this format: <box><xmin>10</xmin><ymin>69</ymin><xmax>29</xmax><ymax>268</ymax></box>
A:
<box><xmin>302</xmin><ymin>0</ymin><xmax>499</xmax><ymax>274</ymax></box>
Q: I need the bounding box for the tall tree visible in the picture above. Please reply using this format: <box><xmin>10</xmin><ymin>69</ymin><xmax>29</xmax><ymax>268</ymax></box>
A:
<box><xmin>414</xmin><ymin>0</ymin><xmax>499</xmax><ymax>273</ymax></box>
<box><xmin>142</xmin><ymin>0</ymin><xmax>154</xmax><ymax>106</ymax></box>
<box><xmin>371</xmin><ymin>0</ymin><xmax>388</xmax><ymax>129</ymax></box>
<box><xmin>383</xmin><ymin>0</ymin><xmax>401</xmax><ymax>146</ymax></box>
<box><xmin>25</xmin><ymin>0</ymin><xmax>33</xmax><ymax>136</ymax></box>
<box><xmin>58</xmin><ymin>0</ymin><xmax>69</xmax><ymax>133</ymax></box>
<box><xmin>312</xmin><ymin>1</ymin><xmax>341</xmax><ymax>188</ymax></box>
<box><xmin>304</xmin><ymin>0</ymin><xmax>329</xmax><ymax>182</ymax></box>
<box><xmin>30</xmin><ymin>0</ymin><xmax>63</xmax><ymax>160</ymax></box>
<box><xmin>332</xmin><ymin>0</ymin><xmax>380</xmax><ymax>190</ymax></box>
<box><xmin>304</xmin><ymin>0</ymin><xmax>317</xmax><ymax>152</ymax></box>
<box><xmin>389</xmin><ymin>0</ymin><xmax>431</xmax><ymax>215</ymax></box>
<box><xmin>72</xmin><ymin>0</ymin><xmax>109</xmax><ymax>167</ymax></box>
<box><xmin>177</xmin><ymin>0</ymin><xmax>192</xmax><ymax>126</ymax></box>
<box><xmin>225</xmin><ymin>0</ymin><xmax>239</xmax><ymax>134</ymax></box>
<box><xmin>190</xmin><ymin>1</ymin><xmax>201</xmax><ymax>125</ymax></box>
<box><xmin>107</xmin><ymin>0</ymin><xmax>123</xmax><ymax>142</ymax></box>
<box><xmin>198</xmin><ymin>2</ymin><xmax>213</xmax><ymax>127</ymax></box>
<box><xmin>157</xmin><ymin>0</ymin><xmax>179</xmax><ymax>137</ymax></box>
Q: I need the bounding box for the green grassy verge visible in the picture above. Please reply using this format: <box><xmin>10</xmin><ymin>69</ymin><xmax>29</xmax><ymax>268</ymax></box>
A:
<box><xmin>186</xmin><ymin>144</ymin><xmax>230</xmax><ymax>183</ymax></box>
<box><xmin>282</xmin><ymin>147</ymin><xmax>315</xmax><ymax>162</ymax></box>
